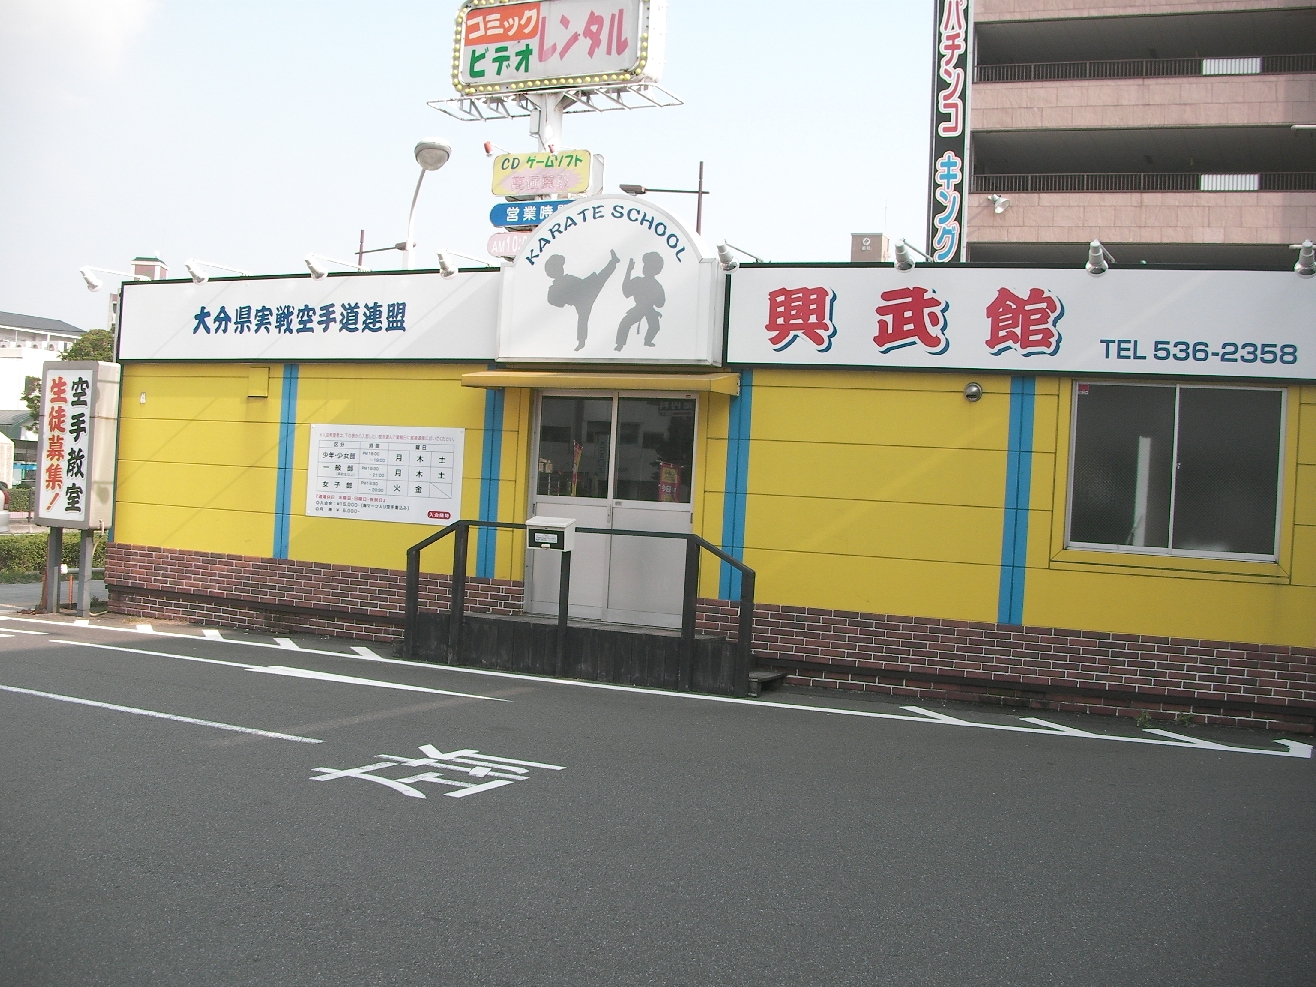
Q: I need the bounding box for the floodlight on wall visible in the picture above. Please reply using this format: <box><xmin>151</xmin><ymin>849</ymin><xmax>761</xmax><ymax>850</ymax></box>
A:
<box><xmin>1086</xmin><ymin>239</ymin><xmax>1115</xmax><ymax>277</ymax></box>
<box><xmin>436</xmin><ymin>249</ymin><xmax>488</xmax><ymax>278</ymax></box>
<box><xmin>987</xmin><ymin>194</ymin><xmax>1011</xmax><ymax>214</ymax></box>
<box><xmin>716</xmin><ymin>244</ymin><xmax>738</xmax><ymax>272</ymax></box>
<box><xmin>894</xmin><ymin>242</ymin><xmax>915</xmax><ymax>272</ymax></box>
<box><xmin>304</xmin><ymin>253</ymin><xmax>364</xmax><ymax>280</ymax></box>
<box><xmin>1296</xmin><ymin>240</ymin><xmax>1316</xmax><ymax>277</ymax></box>
<box><xmin>483</xmin><ymin>140</ymin><xmax>510</xmax><ymax>157</ymax></box>
<box><xmin>78</xmin><ymin>265</ymin><xmax>147</xmax><ymax>292</ymax></box>
<box><xmin>184</xmin><ymin>259</ymin><xmax>251</xmax><ymax>284</ymax></box>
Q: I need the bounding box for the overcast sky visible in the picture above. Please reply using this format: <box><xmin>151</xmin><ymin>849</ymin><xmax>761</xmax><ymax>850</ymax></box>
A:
<box><xmin>0</xmin><ymin>0</ymin><xmax>934</xmax><ymax>331</ymax></box>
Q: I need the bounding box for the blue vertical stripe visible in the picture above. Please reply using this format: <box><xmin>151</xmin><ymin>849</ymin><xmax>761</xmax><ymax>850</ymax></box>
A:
<box><xmin>720</xmin><ymin>370</ymin><xmax>754</xmax><ymax>599</ymax></box>
<box><xmin>476</xmin><ymin>386</ymin><xmax>505</xmax><ymax>579</ymax></box>
<box><xmin>997</xmin><ymin>376</ymin><xmax>1035</xmax><ymax>625</ymax></box>
<box><xmin>273</xmin><ymin>364</ymin><xmax>299</xmax><ymax>560</ymax></box>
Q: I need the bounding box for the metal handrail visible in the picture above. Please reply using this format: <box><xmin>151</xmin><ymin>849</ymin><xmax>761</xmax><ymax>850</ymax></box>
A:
<box><xmin>404</xmin><ymin>519</ymin><xmax>757</xmax><ymax>696</ymax></box>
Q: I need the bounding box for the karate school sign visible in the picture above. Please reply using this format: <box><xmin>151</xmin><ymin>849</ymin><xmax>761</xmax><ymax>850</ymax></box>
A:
<box><xmin>498</xmin><ymin>195</ymin><xmax>724</xmax><ymax>364</ymax></box>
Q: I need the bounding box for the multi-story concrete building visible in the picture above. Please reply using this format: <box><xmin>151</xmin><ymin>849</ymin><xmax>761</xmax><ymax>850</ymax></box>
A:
<box><xmin>969</xmin><ymin>0</ymin><xmax>1316</xmax><ymax>268</ymax></box>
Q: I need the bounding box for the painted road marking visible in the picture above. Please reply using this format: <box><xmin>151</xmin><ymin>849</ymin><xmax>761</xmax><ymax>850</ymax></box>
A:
<box><xmin>0</xmin><ymin>683</ymin><xmax>323</xmax><ymax>743</ymax></box>
<box><xmin>135</xmin><ymin>624</ymin><xmax>153</xmax><ymax>633</ymax></box>
<box><xmin>274</xmin><ymin>638</ymin><xmax>300</xmax><ymax>650</ymax></box>
<box><xmin>10</xmin><ymin>618</ymin><xmax>1312</xmax><ymax>760</ymax></box>
<box><xmin>202</xmin><ymin>629</ymin><xmax>224</xmax><ymax>641</ymax></box>
<box><xmin>73</xmin><ymin>619</ymin><xmax>89</xmax><ymax>627</ymax></box>
<box><xmin>311</xmin><ymin>745</ymin><xmax>565</xmax><ymax>800</ymax></box>
<box><xmin>49</xmin><ymin>638</ymin><xmax>507</xmax><ymax>703</ymax></box>
<box><xmin>352</xmin><ymin>646</ymin><xmax>381</xmax><ymax>658</ymax></box>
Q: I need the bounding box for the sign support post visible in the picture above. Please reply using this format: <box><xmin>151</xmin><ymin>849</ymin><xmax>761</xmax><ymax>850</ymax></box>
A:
<box><xmin>43</xmin><ymin>527</ymin><xmax>61</xmax><ymax>614</ymax></box>
<box><xmin>77</xmin><ymin>529</ymin><xmax>95</xmax><ymax>617</ymax></box>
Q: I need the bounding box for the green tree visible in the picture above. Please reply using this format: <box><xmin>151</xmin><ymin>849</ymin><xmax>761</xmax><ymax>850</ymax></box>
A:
<box><xmin>19</xmin><ymin>329</ymin><xmax>116</xmax><ymax>416</ymax></box>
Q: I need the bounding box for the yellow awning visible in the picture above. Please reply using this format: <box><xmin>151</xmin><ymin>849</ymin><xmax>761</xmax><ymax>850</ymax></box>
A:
<box><xmin>460</xmin><ymin>370</ymin><xmax>740</xmax><ymax>396</ymax></box>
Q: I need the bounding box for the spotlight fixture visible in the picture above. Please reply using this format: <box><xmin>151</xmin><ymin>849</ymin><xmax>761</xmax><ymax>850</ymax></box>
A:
<box><xmin>1295</xmin><ymin>239</ymin><xmax>1315</xmax><ymax>277</ymax></box>
<box><xmin>987</xmin><ymin>194</ymin><xmax>1011</xmax><ymax>214</ymax></box>
<box><xmin>1086</xmin><ymin>239</ymin><xmax>1115</xmax><ymax>277</ymax></box>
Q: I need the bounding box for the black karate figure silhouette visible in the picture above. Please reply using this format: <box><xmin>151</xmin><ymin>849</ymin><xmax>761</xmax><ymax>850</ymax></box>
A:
<box><xmin>545</xmin><ymin>251</ymin><xmax>620</xmax><ymax>351</ymax></box>
<box><xmin>615</xmin><ymin>252</ymin><xmax>666</xmax><ymax>351</ymax></box>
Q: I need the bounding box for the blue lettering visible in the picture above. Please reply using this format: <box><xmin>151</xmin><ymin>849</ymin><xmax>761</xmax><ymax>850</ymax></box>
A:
<box><xmin>562</xmin><ymin>215</ymin><xmax>578</xmax><ymax>231</ymax></box>
<box><xmin>639</xmin><ymin>212</ymin><xmax>656</xmax><ymax>230</ymax></box>
<box><xmin>594</xmin><ymin>205</ymin><xmax>606</xmax><ymax>219</ymax></box>
<box><xmin>613</xmin><ymin>204</ymin><xmax>626</xmax><ymax>219</ymax></box>
<box><xmin>654</xmin><ymin>222</ymin><xmax>667</xmax><ymax>238</ymax></box>
<box><xmin>666</xmin><ymin>233</ymin><xmax>680</xmax><ymax>249</ymax></box>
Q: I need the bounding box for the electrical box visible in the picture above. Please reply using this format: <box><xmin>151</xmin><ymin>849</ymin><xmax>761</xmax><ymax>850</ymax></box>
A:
<box><xmin>526</xmin><ymin>516</ymin><xmax>576</xmax><ymax>553</ymax></box>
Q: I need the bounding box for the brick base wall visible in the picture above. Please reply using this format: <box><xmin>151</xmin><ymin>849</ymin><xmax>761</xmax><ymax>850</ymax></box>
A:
<box><xmin>106</xmin><ymin>543</ymin><xmax>522</xmax><ymax>643</ymax></box>
<box><xmin>106</xmin><ymin>544</ymin><xmax>1316</xmax><ymax>733</ymax></box>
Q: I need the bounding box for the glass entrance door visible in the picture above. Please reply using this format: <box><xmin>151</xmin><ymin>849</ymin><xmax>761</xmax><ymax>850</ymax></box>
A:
<box><xmin>528</xmin><ymin>393</ymin><xmax>697</xmax><ymax>627</ymax></box>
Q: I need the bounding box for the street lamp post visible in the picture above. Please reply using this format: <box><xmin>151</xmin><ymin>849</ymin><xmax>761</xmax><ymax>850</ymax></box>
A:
<box><xmin>406</xmin><ymin>140</ymin><xmax>452</xmax><ymax>269</ymax></box>
<box><xmin>620</xmin><ymin>161</ymin><xmax>709</xmax><ymax>234</ymax></box>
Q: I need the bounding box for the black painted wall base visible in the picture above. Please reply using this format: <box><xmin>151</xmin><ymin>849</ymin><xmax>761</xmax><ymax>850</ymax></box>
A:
<box><xmin>410</xmin><ymin>612</ymin><xmax>742</xmax><ymax>696</ymax></box>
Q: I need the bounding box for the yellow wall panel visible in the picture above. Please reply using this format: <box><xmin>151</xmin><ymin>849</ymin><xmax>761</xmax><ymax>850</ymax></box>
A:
<box><xmin>120</xmin><ymin>364</ymin><xmax>282</xmax><ymax>424</ymax></box>
<box><xmin>1025</xmin><ymin>566</ymin><xmax>1316</xmax><ymax>648</ymax></box>
<box><xmin>1290</xmin><ymin>524</ymin><xmax>1316</xmax><ymax>587</ymax></box>
<box><xmin>743</xmin><ymin>494</ymin><xmax>1003</xmax><ymax>566</ymax></box>
<box><xmin>117</xmin><ymin>419</ymin><xmax>281</xmax><ymax>470</ymax></box>
<box><xmin>114</xmin><ymin>503</ymin><xmax>273</xmax><ymax>557</ymax></box>
<box><xmin>749</xmin><ymin>441</ymin><xmax>1007</xmax><ymax>508</ymax></box>
<box><xmin>748</xmin><ymin>548</ymin><xmax>999</xmax><ymax>621</ymax></box>
<box><xmin>752</xmin><ymin>385</ymin><xmax>1011</xmax><ymax>451</ymax></box>
<box><xmin>117</xmin><ymin>462</ymin><xmax>276</xmax><ymax>512</ymax></box>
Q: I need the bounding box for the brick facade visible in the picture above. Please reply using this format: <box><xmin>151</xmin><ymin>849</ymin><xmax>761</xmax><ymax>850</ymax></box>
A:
<box><xmin>107</xmin><ymin>543</ymin><xmax>1316</xmax><ymax>733</ymax></box>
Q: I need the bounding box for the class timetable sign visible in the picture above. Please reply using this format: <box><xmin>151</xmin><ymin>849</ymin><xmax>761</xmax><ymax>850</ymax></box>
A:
<box><xmin>306</xmin><ymin>425</ymin><xmax>465</xmax><ymax>525</ymax></box>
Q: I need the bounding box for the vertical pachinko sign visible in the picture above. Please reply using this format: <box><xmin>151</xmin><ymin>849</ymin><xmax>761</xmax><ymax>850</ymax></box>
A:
<box><xmin>35</xmin><ymin>361</ymin><xmax>121</xmax><ymax>530</ymax></box>
<box><xmin>928</xmin><ymin>0</ymin><xmax>971</xmax><ymax>264</ymax></box>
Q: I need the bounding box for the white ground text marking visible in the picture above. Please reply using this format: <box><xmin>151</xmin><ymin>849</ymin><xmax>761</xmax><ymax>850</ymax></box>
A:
<box><xmin>312</xmin><ymin>745</ymin><xmax>565</xmax><ymax>800</ymax></box>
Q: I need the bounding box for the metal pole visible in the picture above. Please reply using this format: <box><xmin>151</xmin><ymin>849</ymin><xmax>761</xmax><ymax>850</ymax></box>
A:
<box><xmin>680</xmin><ymin>538</ymin><xmax>700</xmax><ymax>691</ymax></box>
<box><xmin>448</xmin><ymin>522</ymin><xmax>469</xmax><ymax>663</ymax></box>
<box><xmin>44</xmin><ymin>527</ymin><xmax>61</xmax><ymax>614</ymax></box>
<box><xmin>556</xmin><ymin>550</ymin><xmax>572</xmax><ymax>677</ymax></box>
<box><xmin>404</xmin><ymin>546</ymin><xmax>421</xmax><ymax>660</ymax></box>
<box><xmin>735</xmin><ymin>570</ymin><xmax>756</xmax><ymax>699</ymax></box>
<box><xmin>357</xmin><ymin>229</ymin><xmax>365</xmax><ymax>270</ymax></box>
<box><xmin>405</xmin><ymin>169</ymin><xmax>426</xmax><ymax>270</ymax></box>
<box><xmin>76</xmin><ymin>529</ymin><xmax>93</xmax><ymax>618</ymax></box>
<box><xmin>696</xmin><ymin>161</ymin><xmax>705</xmax><ymax>235</ymax></box>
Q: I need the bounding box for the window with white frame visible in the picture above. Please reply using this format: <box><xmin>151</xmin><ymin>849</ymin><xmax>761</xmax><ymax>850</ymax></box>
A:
<box><xmin>1067</xmin><ymin>383</ymin><xmax>1284</xmax><ymax>560</ymax></box>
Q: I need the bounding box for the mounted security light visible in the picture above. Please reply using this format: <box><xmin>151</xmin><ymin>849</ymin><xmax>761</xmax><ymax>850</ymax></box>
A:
<box><xmin>988</xmin><ymin>194</ymin><xmax>1011</xmax><ymax>214</ymax></box>
<box><xmin>436</xmin><ymin>253</ymin><xmax>459</xmax><ymax>279</ymax></box>
<box><xmin>79</xmin><ymin>265</ymin><xmax>147</xmax><ymax>292</ymax></box>
<box><xmin>1086</xmin><ymin>239</ymin><xmax>1115</xmax><ymax>277</ymax></box>
<box><xmin>894</xmin><ymin>242</ymin><xmax>916</xmax><ymax>272</ymax></box>
<box><xmin>1296</xmin><ymin>240</ymin><xmax>1316</xmax><ymax>277</ymax></box>
<box><xmin>184</xmin><ymin>259</ymin><xmax>251</xmax><ymax>284</ymax></box>
<box><xmin>304</xmin><ymin>253</ymin><xmax>364</xmax><ymax>280</ymax></box>
<box><xmin>716</xmin><ymin>244</ymin><xmax>738</xmax><ymax>272</ymax></box>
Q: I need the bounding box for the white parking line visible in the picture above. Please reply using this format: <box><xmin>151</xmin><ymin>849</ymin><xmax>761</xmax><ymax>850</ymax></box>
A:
<box><xmin>0</xmin><ymin>683</ymin><xmax>323</xmax><ymax>743</ymax></box>
<box><xmin>49</xmin><ymin>638</ymin><xmax>508</xmax><ymax>703</ymax></box>
<box><xmin>9</xmin><ymin>616</ymin><xmax>1312</xmax><ymax>760</ymax></box>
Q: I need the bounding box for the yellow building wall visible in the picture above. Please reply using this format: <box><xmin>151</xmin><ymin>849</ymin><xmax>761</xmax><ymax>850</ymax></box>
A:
<box><xmin>115</xmin><ymin>363</ymin><xmax>281</xmax><ymax>556</ymax></box>
<box><xmin>289</xmin><ymin>363</ymin><xmax>495</xmax><ymax>575</ymax></box>
<box><xmin>1022</xmin><ymin>379</ymin><xmax>1316</xmax><ymax>648</ymax></box>
<box><xmin>741</xmin><ymin>368</ymin><xmax>1014</xmax><ymax>621</ymax></box>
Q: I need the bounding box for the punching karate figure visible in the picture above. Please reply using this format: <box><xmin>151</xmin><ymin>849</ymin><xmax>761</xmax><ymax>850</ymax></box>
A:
<box><xmin>615</xmin><ymin>252</ymin><xmax>666</xmax><ymax>351</ymax></box>
<box><xmin>545</xmin><ymin>251</ymin><xmax>620</xmax><ymax>351</ymax></box>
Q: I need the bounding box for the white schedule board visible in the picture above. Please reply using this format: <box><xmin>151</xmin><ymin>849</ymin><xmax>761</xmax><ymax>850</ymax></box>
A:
<box><xmin>306</xmin><ymin>425</ymin><xmax>465</xmax><ymax>525</ymax></box>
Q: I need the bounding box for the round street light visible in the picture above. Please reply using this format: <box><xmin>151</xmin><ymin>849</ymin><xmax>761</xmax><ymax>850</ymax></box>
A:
<box><xmin>415</xmin><ymin>140</ymin><xmax>452</xmax><ymax>172</ymax></box>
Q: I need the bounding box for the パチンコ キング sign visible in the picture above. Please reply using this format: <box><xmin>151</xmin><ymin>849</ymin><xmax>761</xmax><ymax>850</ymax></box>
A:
<box><xmin>498</xmin><ymin>194</ymin><xmax>724</xmax><ymax>364</ymax></box>
<box><xmin>453</xmin><ymin>0</ymin><xmax>667</xmax><ymax>96</ymax></box>
<box><xmin>35</xmin><ymin>361</ymin><xmax>121</xmax><ymax>530</ymax></box>
<box><xmin>928</xmin><ymin>0</ymin><xmax>971</xmax><ymax>264</ymax></box>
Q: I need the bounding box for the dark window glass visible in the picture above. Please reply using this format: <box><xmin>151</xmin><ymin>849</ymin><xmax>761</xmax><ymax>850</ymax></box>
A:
<box><xmin>1070</xmin><ymin>385</ymin><xmax>1175</xmax><ymax>548</ymax></box>
<box><xmin>536</xmin><ymin>396</ymin><xmax>613</xmax><ymax>498</ymax></box>
<box><xmin>1069</xmin><ymin>384</ymin><xmax>1283</xmax><ymax>558</ymax></box>
<box><xmin>1173</xmin><ymin>388</ymin><xmax>1282</xmax><ymax>555</ymax></box>
<box><xmin>614</xmin><ymin>398</ymin><xmax>695</xmax><ymax>503</ymax></box>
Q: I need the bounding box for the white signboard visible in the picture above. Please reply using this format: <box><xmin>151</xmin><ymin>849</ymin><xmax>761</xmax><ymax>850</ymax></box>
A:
<box><xmin>498</xmin><ymin>195</ymin><xmax>724</xmax><ymax>365</ymax></box>
<box><xmin>118</xmin><ymin>272</ymin><xmax>499</xmax><ymax>362</ymax></box>
<box><xmin>726</xmin><ymin>267</ymin><xmax>1316</xmax><ymax>379</ymax></box>
<box><xmin>36</xmin><ymin>361</ymin><xmax>120</xmax><ymax>529</ymax></box>
<box><xmin>454</xmin><ymin>0</ymin><xmax>666</xmax><ymax>96</ymax></box>
<box><xmin>306</xmin><ymin>425</ymin><xmax>465</xmax><ymax>525</ymax></box>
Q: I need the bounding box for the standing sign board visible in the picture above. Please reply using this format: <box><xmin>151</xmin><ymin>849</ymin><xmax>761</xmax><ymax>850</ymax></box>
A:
<box><xmin>453</xmin><ymin>0</ymin><xmax>667</xmax><ymax>96</ymax></box>
<box><xmin>928</xmin><ymin>0</ymin><xmax>971</xmax><ymax>263</ymax></box>
<box><xmin>492</xmin><ymin>153</ymin><xmax>591</xmax><ymax>196</ymax></box>
<box><xmin>306</xmin><ymin>425</ymin><xmax>465</xmax><ymax>525</ymax></box>
<box><xmin>726</xmin><ymin>267</ymin><xmax>1316</xmax><ymax>379</ymax></box>
<box><xmin>498</xmin><ymin>195</ymin><xmax>724</xmax><ymax>364</ymax></box>
<box><xmin>117</xmin><ymin>272</ymin><xmax>500</xmax><ymax>362</ymax></box>
<box><xmin>36</xmin><ymin>361</ymin><xmax>121</xmax><ymax>529</ymax></box>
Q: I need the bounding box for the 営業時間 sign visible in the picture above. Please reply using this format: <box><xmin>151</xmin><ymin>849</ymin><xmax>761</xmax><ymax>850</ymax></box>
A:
<box><xmin>306</xmin><ymin>425</ymin><xmax>465</xmax><ymax>525</ymax></box>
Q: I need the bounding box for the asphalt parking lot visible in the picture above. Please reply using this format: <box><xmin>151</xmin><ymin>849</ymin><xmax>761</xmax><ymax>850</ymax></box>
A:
<box><xmin>1</xmin><ymin>610</ymin><xmax>1312</xmax><ymax>987</ymax></box>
